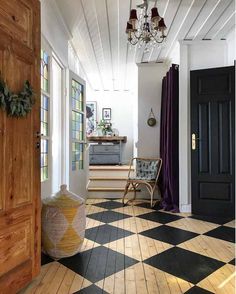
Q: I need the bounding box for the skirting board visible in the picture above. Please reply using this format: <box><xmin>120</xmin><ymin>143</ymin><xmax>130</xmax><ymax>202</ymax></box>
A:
<box><xmin>180</xmin><ymin>204</ymin><xmax>191</xmax><ymax>213</ymax></box>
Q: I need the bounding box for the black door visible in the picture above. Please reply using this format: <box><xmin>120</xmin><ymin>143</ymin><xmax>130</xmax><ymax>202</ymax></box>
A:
<box><xmin>191</xmin><ymin>66</ymin><xmax>235</xmax><ymax>217</ymax></box>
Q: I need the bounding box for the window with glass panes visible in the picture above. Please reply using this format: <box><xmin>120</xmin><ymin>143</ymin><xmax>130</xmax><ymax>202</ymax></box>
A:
<box><xmin>40</xmin><ymin>49</ymin><xmax>50</xmax><ymax>181</ymax></box>
<box><xmin>71</xmin><ymin>79</ymin><xmax>84</xmax><ymax>171</ymax></box>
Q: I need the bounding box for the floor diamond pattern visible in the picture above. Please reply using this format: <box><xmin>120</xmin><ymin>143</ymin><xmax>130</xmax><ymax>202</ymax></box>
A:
<box><xmin>31</xmin><ymin>199</ymin><xmax>235</xmax><ymax>294</ymax></box>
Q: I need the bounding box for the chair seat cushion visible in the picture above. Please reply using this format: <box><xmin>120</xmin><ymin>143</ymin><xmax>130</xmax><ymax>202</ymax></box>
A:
<box><xmin>135</xmin><ymin>159</ymin><xmax>159</xmax><ymax>180</ymax></box>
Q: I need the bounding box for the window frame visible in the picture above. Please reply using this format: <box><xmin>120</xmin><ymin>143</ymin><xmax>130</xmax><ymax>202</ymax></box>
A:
<box><xmin>71</xmin><ymin>77</ymin><xmax>85</xmax><ymax>171</ymax></box>
<box><xmin>40</xmin><ymin>40</ymin><xmax>52</xmax><ymax>184</ymax></box>
<box><xmin>68</xmin><ymin>71</ymin><xmax>86</xmax><ymax>173</ymax></box>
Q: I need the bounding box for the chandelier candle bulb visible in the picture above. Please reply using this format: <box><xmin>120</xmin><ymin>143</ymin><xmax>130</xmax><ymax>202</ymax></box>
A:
<box><xmin>129</xmin><ymin>9</ymin><xmax>138</xmax><ymax>21</ymax></box>
<box><xmin>126</xmin><ymin>22</ymin><xmax>133</xmax><ymax>33</ymax></box>
<box><xmin>151</xmin><ymin>7</ymin><xmax>161</xmax><ymax>30</ymax></box>
<box><xmin>126</xmin><ymin>22</ymin><xmax>133</xmax><ymax>40</ymax></box>
<box><xmin>129</xmin><ymin>9</ymin><xmax>138</xmax><ymax>31</ymax></box>
<box><xmin>158</xmin><ymin>18</ymin><xmax>167</xmax><ymax>36</ymax></box>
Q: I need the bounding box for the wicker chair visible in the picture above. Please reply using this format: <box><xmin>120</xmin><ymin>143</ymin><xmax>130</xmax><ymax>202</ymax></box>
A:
<box><xmin>122</xmin><ymin>157</ymin><xmax>162</xmax><ymax>208</ymax></box>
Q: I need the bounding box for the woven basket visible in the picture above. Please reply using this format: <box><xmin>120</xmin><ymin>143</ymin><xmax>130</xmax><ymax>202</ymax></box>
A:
<box><xmin>42</xmin><ymin>185</ymin><xmax>86</xmax><ymax>259</ymax></box>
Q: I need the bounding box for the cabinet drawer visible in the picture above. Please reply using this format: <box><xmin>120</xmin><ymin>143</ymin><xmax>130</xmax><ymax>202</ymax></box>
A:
<box><xmin>90</xmin><ymin>154</ymin><xmax>120</xmax><ymax>165</ymax></box>
<box><xmin>92</xmin><ymin>144</ymin><xmax>120</xmax><ymax>154</ymax></box>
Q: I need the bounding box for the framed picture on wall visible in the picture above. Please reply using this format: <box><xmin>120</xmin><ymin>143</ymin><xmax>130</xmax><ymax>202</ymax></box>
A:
<box><xmin>102</xmin><ymin>108</ymin><xmax>112</xmax><ymax>120</ymax></box>
<box><xmin>86</xmin><ymin>101</ymin><xmax>97</xmax><ymax>135</ymax></box>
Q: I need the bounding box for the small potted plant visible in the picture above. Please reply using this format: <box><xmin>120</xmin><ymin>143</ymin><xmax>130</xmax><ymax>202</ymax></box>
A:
<box><xmin>97</xmin><ymin>119</ymin><xmax>113</xmax><ymax>136</ymax></box>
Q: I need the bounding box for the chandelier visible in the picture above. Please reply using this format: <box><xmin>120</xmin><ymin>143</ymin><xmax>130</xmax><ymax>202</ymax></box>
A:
<box><xmin>125</xmin><ymin>0</ymin><xmax>167</xmax><ymax>51</ymax></box>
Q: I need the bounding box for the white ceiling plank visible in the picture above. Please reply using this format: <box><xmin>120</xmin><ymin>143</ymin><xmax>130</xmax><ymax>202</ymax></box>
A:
<box><xmin>72</xmin><ymin>2</ymin><xmax>103</xmax><ymax>90</ymax></box>
<box><xmin>72</xmin><ymin>32</ymin><xmax>102</xmax><ymax>90</ymax></box>
<box><xmin>56</xmin><ymin>0</ymin><xmax>104</xmax><ymax>90</ymax></box>
<box><xmin>118</xmin><ymin>0</ymin><xmax>131</xmax><ymax>90</ymax></box>
<box><xmin>161</xmin><ymin>0</ymin><xmax>206</xmax><ymax>61</ymax></box>
<box><xmin>106</xmin><ymin>0</ymin><xmax>120</xmax><ymax>90</ymax></box>
<box><xmin>205</xmin><ymin>1</ymin><xmax>235</xmax><ymax>39</ymax></box>
<box><xmin>194</xmin><ymin>0</ymin><xmax>232</xmax><ymax>40</ymax></box>
<box><xmin>176</xmin><ymin>0</ymin><xmax>207</xmax><ymax>40</ymax></box>
<box><xmin>158</xmin><ymin>0</ymin><xmax>196</xmax><ymax>61</ymax></box>
<box><xmin>124</xmin><ymin>40</ymin><xmax>137</xmax><ymax>89</ymax></box>
<box><xmin>80</xmin><ymin>0</ymin><xmax>107</xmax><ymax>90</ymax></box>
<box><xmin>87</xmin><ymin>0</ymin><xmax>114</xmax><ymax>90</ymax></box>
<box><xmin>222</xmin><ymin>23</ymin><xmax>236</xmax><ymax>39</ymax></box>
<box><xmin>185</xmin><ymin>0</ymin><xmax>221</xmax><ymax>40</ymax></box>
<box><xmin>56</xmin><ymin>0</ymin><xmax>82</xmax><ymax>33</ymax></box>
<box><xmin>212</xmin><ymin>12</ymin><xmax>236</xmax><ymax>39</ymax></box>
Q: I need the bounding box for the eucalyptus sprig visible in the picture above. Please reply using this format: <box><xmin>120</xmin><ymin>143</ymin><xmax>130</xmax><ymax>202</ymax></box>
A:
<box><xmin>0</xmin><ymin>79</ymin><xmax>35</xmax><ymax>118</ymax></box>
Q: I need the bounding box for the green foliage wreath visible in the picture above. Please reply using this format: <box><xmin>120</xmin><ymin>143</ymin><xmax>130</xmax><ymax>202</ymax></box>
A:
<box><xmin>0</xmin><ymin>79</ymin><xmax>35</xmax><ymax>118</ymax></box>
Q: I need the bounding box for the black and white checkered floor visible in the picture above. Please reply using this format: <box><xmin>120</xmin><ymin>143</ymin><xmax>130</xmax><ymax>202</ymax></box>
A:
<box><xmin>40</xmin><ymin>199</ymin><xmax>235</xmax><ymax>294</ymax></box>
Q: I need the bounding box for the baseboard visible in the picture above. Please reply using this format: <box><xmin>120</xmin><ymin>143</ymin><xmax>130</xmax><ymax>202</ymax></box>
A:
<box><xmin>180</xmin><ymin>204</ymin><xmax>191</xmax><ymax>213</ymax></box>
<box><xmin>87</xmin><ymin>190</ymin><xmax>151</xmax><ymax>199</ymax></box>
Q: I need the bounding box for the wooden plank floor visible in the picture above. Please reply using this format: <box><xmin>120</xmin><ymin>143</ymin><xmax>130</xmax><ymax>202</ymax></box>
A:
<box><xmin>20</xmin><ymin>199</ymin><xmax>235</xmax><ymax>294</ymax></box>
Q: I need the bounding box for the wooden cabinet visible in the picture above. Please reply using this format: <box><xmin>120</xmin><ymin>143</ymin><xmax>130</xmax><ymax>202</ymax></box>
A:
<box><xmin>87</xmin><ymin>136</ymin><xmax>127</xmax><ymax>165</ymax></box>
<box><xmin>90</xmin><ymin>143</ymin><xmax>121</xmax><ymax>165</ymax></box>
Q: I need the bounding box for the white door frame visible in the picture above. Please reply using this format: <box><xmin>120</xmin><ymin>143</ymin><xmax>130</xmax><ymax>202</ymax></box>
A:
<box><xmin>66</xmin><ymin>70</ymin><xmax>88</xmax><ymax>199</ymax></box>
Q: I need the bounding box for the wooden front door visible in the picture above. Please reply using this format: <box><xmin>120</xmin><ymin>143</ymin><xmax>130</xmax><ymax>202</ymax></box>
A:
<box><xmin>191</xmin><ymin>66</ymin><xmax>235</xmax><ymax>217</ymax></box>
<box><xmin>0</xmin><ymin>0</ymin><xmax>41</xmax><ymax>292</ymax></box>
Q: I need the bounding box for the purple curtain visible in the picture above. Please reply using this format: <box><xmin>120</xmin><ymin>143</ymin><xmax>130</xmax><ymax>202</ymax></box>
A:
<box><xmin>159</xmin><ymin>64</ymin><xmax>179</xmax><ymax>212</ymax></box>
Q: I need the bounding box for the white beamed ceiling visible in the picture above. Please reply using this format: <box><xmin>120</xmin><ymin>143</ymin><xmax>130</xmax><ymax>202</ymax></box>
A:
<box><xmin>55</xmin><ymin>0</ymin><xmax>236</xmax><ymax>91</ymax></box>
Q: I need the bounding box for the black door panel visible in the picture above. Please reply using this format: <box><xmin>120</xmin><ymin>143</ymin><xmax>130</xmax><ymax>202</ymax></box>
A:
<box><xmin>191</xmin><ymin>66</ymin><xmax>235</xmax><ymax>217</ymax></box>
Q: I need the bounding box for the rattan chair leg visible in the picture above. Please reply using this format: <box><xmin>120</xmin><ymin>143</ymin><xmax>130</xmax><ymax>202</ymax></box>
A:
<box><xmin>122</xmin><ymin>182</ymin><xmax>130</xmax><ymax>205</ymax></box>
<box><xmin>150</xmin><ymin>188</ymin><xmax>155</xmax><ymax>208</ymax></box>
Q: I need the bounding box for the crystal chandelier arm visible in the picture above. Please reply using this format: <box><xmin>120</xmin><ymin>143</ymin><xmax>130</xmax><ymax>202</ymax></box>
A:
<box><xmin>129</xmin><ymin>38</ymin><xmax>139</xmax><ymax>45</ymax></box>
<box><xmin>149</xmin><ymin>30</ymin><xmax>165</xmax><ymax>43</ymax></box>
<box><xmin>128</xmin><ymin>33</ymin><xmax>140</xmax><ymax>45</ymax></box>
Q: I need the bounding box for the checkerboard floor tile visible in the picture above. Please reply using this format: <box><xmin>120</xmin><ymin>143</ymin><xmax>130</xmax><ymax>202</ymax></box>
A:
<box><xmin>184</xmin><ymin>286</ymin><xmax>214</xmax><ymax>293</ymax></box>
<box><xmin>144</xmin><ymin>247</ymin><xmax>225</xmax><ymax>284</ymax></box>
<box><xmin>140</xmin><ymin>225</ymin><xmax>198</xmax><ymax>245</ymax></box>
<box><xmin>109</xmin><ymin>216</ymin><xmax>162</xmax><ymax>233</ymax></box>
<box><xmin>85</xmin><ymin>223</ymin><xmax>134</xmax><ymax>245</ymax></box>
<box><xmin>204</xmin><ymin>226</ymin><xmax>235</xmax><ymax>243</ymax></box>
<box><xmin>92</xmin><ymin>200</ymin><xmax>125</xmax><ymax>210</ymax></box>
<box><xmin>177</xmin><ymin>235</ymin><xmax>235</xmax><ymax>263</ymax></box>
<box><xmin>87</xmin><ymin>210</ymin><xmax>131</xmax><ymax>223</ymax></box>
<box><xmin>23</xmin><ymin>199</ymin><xmax>235</xmax><ymax>294</ymax></box>
<box><xmin>59</xmin><ymin>246</ymin><xmax>139</xmax><ymax>283</ymax></box>
<box><xmin>167</xmin><ymin>217</ymin><xmax>220</xmax><ymax>234</ymax></box>
<box><xmin>138</xmin><ymin>210</ymin><xmax>184</xmax><ymax>224</ymax></box>
<box><xmin>74</xmin><ymin>284</ymin><xmax>109</xmax><ymax>293</ymax></box>
<box><xmin>189</xmin><ymin>214</ymin><xmax>234</xmax><ymax>225</ymax></box>
<box><xmin>229</xmin><ymin>258</ymin><xmax>235</xmax><ymax>265</ymax></box>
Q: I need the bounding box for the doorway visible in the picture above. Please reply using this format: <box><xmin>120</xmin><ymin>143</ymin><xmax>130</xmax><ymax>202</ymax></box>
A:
<box><xmin>191</xmin><ymin>66</ymin><xmax>235</xmax><ymax>217</ymax></box>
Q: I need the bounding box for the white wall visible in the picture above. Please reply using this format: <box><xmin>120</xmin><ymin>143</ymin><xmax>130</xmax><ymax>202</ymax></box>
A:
<box><xmin>89</xmin><ymin>90</ymin><xmax>136</xmax><ymax>164</ymax></box>
<box><xmin>178</xmin><ymin>40</ymin><xmax>231</xmax><ymax>212</ymax></box>
<box><xmin>188</xmin><ymin>41</ymin><xmax>228</xmax><ymax>70</ymax></box>
<box><xmin>137</xmin><ymin>63</ymin><xmax>168</xmax><ymax>158</ymax></box>
<box><xmin>41</xmin><ymin>0</ymin><xmax>69</xmax><ymax>66</ymax></box>
<box><xmin>227</xmin><ymin>29</ymin><xmax>236</xmax><ymax>65</ymax></box>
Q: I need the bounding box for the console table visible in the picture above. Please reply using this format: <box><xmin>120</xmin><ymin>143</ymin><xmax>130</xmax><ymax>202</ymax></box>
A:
<box><xmin>87</xmin><ymin>136</ymin><xmax>127</xmax><ymax>165</ymax></box>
